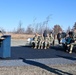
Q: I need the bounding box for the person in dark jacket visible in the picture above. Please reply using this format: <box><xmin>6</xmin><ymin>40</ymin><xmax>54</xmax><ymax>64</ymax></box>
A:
<box><xmin>61</xmin><ymin>32</ymin><xmax>66</xmax><ymax>38</ymax></box>
<box><xmin>64</xmin><ymin>31</ymin><xmax>75</xmax><ymax>53</ymax></box>
<box><xmin>43</xmin><ymin>30</ymin><xmax>47</xmax><ymax>40</ymax></box>
<box><xmin>57</xmin><ymin>31</ymin><xmax>62</xmax><ymax>44</ymax></box>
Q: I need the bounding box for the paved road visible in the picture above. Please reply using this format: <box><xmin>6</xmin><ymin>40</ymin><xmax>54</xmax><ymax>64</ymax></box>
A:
<box><xmin>0</xmin><ymin>39</ymin><xmax>76</xmax><ymax>67</ymax></box>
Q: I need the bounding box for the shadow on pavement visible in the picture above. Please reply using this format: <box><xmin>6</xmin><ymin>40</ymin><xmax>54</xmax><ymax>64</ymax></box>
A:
<box><xmin>11</xmin><ymin>46</ymin><xmax>59</xmax><ymax>59</ymax></box>
<box><xmin>19</xmin><ymin>58</ymin><xmax>72</xmax><ymax>75</ymax></box>
<box><xmin>11</xmin><ymin>46</ymin><xmax>76</xmax><ymax>59</ymax></box>
<box><xmin>50</xmin><ymin>45</ymin><xmax>65</xmax><ymax>51</ymax></box>
<box><xmin>57</xmin><ymin>55</ymin><xmax>76</xmax><ymax>61</ymax></box>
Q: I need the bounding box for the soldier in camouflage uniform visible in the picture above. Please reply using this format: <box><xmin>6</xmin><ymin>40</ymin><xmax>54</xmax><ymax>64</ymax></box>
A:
<box><xmin>37</xmin><ymin>36</ymin><xmax>41</xmax><ymax>49</ymax></box>
<box><xmin>37</xmin><ymin>34</ymin><xmax>44</xmax><ymax>49</ymax></box>
<box><xmin>46</xmin><ymin>34</ymin><xmax>51</xmax><ymax>48</ymax></box>
<box><xmin>43</xmin><ymin>34</ymin><xmax>50</xmax><ymax>49</ymax></box>
<box><xmin>32</xmin><ymin>33</ymin><xmax>38</xmax><ymax>49</ymax></box>
<box><xmin>49</xmin><ymin>33</ymin><xmax>54</xmax><ymax>45</ymax></box>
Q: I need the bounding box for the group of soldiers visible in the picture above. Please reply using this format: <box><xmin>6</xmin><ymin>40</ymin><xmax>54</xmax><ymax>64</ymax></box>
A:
<box><xmin>31</xmin><ymin>30</ymin><xmax>76</xmax><ymax>54</ymax></box>
<box><xmin>31</xmin><ymin>33</ymin><xmax>54</xmax><ymax>49</ymax></box>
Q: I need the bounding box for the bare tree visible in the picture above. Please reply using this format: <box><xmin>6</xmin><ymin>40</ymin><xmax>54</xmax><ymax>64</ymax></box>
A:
<box><xmin>66</xmin><ymin>26</ymin><xmax>71</xmax><ymax>34</ymax></box>
<box><xmin>73</xmin><ymin>22</ymin><xmax>76</xmax><ymax>30</ymax></box>
<box><xmin>16</xmin><ymin>21</ymin><xmax>25</xmax><ymax>34</ymax></box>
<box><xmin>25</xmin><ymin>24</ymin><xmax>33</xmax><ymax>34</ymax></box>
<box><xmin>33</xmin><ymin>15</ymin><xmax>52</xmax><ymax>34</ymax></box>
<box><xmin>53</xmin><ymin>25</ymin><xmax>62</xmax><ymax>35</ymax></box>
<box><xmin>0</xmin><ymin>27</ymin><xmax>6</xmax><ymax>34</ymax></box>
<box><xmin>45</xmin><ymin>15</ymin><xmax>51</xmax><ymax>30</ymax></box>
<box><xmin>26</xmin><ymin>15</ymin><xmax>52</xmax><ymax>34</ymax></box>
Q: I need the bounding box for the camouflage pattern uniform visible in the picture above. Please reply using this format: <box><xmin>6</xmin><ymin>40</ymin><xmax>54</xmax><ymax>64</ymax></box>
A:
<box><xmin>68</xmin><ymin>43</ymin><xmax>74</xmax><ymax>53</ymax></box>
<box><xmin>32</xmin><ymin>34</ymin><xmax>38</xmax><ymax>49</ymax></box>
<box><xmin>43</xmin><ymin>34</ymin><xmax>50</xmax><ymax>49</ymax></box>
<box><xmin>37</xmin><ymin>35</ymin><xmax>44</xmax><ymax>49</ymax></box>
<box><xmin>69</xmin><ymin>33</ymin><xmax>76</xmax><ymax>53</ymax></box>
<box><xmin>40</xmin><ymin>35</ymin><xmax>44</xmax><ymax>49</ymax></box>
<box><xmin>49</xmin><ymin>34</ymin><xmax>54</xmax><ymax>45</ymax></box>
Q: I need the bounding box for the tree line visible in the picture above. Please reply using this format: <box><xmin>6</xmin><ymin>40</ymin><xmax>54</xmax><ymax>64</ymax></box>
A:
<box><xmin>1</xmin><ymin>16</ymin><xmax>76</xmax><ymax>35</ymax></box>
<box><xmin>11</xmin><ymin>21</ymin><xmax>76</xmax><ymax>35</ymax></box>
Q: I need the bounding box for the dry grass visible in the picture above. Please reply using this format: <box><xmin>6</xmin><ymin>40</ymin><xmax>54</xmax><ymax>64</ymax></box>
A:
<box><xmin>0</xmin><ymin>33</ymin><xmax>35</xmax><ymax>40</ymax></box>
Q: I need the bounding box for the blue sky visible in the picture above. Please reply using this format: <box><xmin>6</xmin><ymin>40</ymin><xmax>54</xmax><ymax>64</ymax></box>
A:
<box><xmin>0</xmin><ymin>0</ymin><xmax>76</xmax><ymax>31</ymax></box>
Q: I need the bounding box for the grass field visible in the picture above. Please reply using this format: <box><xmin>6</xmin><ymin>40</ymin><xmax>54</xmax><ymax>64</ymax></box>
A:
<box><xmin>0</xmin><ymin>33</ymin><xmax>34</xmax><ymax>40</ymax></box>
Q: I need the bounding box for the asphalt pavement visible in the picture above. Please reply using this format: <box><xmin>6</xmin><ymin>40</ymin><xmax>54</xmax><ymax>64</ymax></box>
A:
<box><xmin>0</xmin><ymin>39</ymin><xmax>76</xmax><ymax>67</ymax></box>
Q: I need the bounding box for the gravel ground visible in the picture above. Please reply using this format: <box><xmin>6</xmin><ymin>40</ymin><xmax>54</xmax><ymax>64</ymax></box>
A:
<box><xmin>0</xmin><ymin>64</ymin><xmax>76</xmax><ymax>75</ymax></box>
<box><xmin>0</xmin><ymin>39</ymin><xmax>76</xmax><ymax>75</ymax></box>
